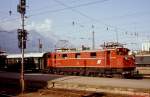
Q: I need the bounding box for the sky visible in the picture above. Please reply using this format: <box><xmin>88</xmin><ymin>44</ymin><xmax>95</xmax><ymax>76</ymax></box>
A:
<box><xmin>0</xmin><ymin>0</ymin><xmax>150</xmax><ymax>51</ymax></box>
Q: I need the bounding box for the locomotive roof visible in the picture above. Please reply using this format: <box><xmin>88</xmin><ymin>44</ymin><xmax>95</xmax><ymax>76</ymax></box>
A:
<box><xmin>55</xmin><ymin>47</ymin><xmax>129</xmax><ymax>54</ymax></box>
<box><xmin>55</xmin><ymin>49</ymin><xmax>114</xmax><ymax>53</ymax></box>
<box><xmin>6</xmin><ymin>52</ymin><xmax>46</xmax><ymax>58</ymax></box>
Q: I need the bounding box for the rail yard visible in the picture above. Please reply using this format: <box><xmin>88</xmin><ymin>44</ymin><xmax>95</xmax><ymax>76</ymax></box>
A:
<box><xmin>1</xmin><ymin>0</ymin><xmax>150</xmax><ymax>97</ymax></box>
<box><xmin>1</xmin><ymin>42</ymin><xmax>150</xmax><ymax>97</ymax></box>
<box><xmin>0</xmin><ymin>42</ymin><xmax>150</xmax><ymax>96</ymax></box>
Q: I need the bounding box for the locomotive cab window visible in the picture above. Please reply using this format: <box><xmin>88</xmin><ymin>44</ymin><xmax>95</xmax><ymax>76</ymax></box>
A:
<box><xmin>54</xmin><ymin>54</ymin><xmax>56</xmax><ymax>58</ymax></box>
<box><xmin>62</xmin><ymin>54</ymin><xmax>67</xmax><ymax>59</ymax></box>
<box><xmin>75</xmin><ymin>53</ymin><xmax>80</xmax><ymax>58</ymax></box>
<box><xmin>116</xmin><ymin>48</ymin><xmax>129</xmax><ymax>55</ymax></box>
<box><xmin>90</xmin><ymin>52</ymin><xmax>96</xmax><ymax>58</ymax></box>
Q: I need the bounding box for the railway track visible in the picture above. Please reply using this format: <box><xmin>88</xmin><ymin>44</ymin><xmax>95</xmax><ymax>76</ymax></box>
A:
<box><xmin>0</xmin><ymin>72</ymin><xmax>149</xmax><ymax>97</ymax></box>
<box><xmin>0</xmin><ymin>93</ymin><xmax>17</xmax><ymax>97</ymax></box>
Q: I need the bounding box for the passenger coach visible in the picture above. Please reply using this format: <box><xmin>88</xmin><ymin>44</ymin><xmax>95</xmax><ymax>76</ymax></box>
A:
<box><xmin>5</xmin><ymin>52</ymin><xmax>48</xmax><ymax>72</ymax></box>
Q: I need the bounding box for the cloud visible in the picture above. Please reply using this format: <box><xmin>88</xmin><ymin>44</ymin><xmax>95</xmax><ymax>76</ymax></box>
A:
<box><xmin>27</xmin><ymin>19</ymin><xmax>52</xmax><ymax>34</ymax></box>
<box><xmin>27</xmin><ymin>19</ymin><xmax>60</xmax><ymax>42</ymax></box>
<box><xmin>0</xmin><ymin>21</ymin><xmax>19</xmax><ymax>31</ymax></box>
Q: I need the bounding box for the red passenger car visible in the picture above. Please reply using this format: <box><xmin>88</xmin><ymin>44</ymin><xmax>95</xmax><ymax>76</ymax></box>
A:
<box><xmin>47</xmin><ymin>42</ymin><xmax>136</xmax><ymax>78</ymax></box>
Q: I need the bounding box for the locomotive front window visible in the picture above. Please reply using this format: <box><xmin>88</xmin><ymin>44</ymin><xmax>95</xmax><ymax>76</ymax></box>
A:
<box><xmin>47</xmin><ymin>54</ymin><xmax>51</xmax><ymax>58</ymax></box>
<box><xmin>90</xmin><ymin>52</ymin><xmax>96</xmax><ymax>58</ymax></box>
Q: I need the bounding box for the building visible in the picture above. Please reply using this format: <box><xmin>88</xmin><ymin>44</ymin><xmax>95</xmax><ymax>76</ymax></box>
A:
<box><xmin>142</xmin><ymin>41</ymin><xmax>150</xmax><ymax>51</ymax></box>
<box><xmin>0</xmin><ymin>50</ymin><xmax>6</xmax><ymax>69</ymax></box>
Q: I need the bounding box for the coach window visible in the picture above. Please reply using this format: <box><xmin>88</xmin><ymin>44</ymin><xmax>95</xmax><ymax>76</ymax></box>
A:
<box><xmin>62</xmin><ymin>54</ymin><xmax>67</xmax><ymax>59</ymax></box>
<box><xmin>47</xmin><ymin>54</ymin><xmax>51</xmax><ymax>58</ymax></box>
<box><xmin>90</xmin><ymin>52</ymin><xmax>96</xmax><ymax>58</ymax></box>
<box><xmin>75</xmin><ymin>53</ymin><xmax>80</xmax><ymax>58</ymax></box>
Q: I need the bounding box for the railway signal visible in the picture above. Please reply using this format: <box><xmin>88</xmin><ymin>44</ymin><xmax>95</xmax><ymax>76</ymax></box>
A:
<box><xmin>18</xmin><ymin>29</ymin><xmax>27</xmax><ymax>49</ymax></box>
<box><xmin>17</xmin><ymin>0</ymin><xmax>26</xmax><ymax>14</ymax></box>
<box><xmin>18</xmin><ymin>29</ymin><xmax>22</xmax><ymax>41</ymax></box>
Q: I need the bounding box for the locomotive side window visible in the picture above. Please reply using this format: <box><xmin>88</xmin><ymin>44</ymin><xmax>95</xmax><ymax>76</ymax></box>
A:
<box><xmin>116</xmin><ymin>48</ymin><xmax>129</xmax><ymax>55</ymax></box>
<box><xmin>75</xmin><ymin>53</ymin><xmax>80</xmax><ymax>58</ymax></box>
<box><xmin>62</xmin><ymin>54</ymin><xmax>67</xmax><ymax>59</ymax></box>
<box><xmin>116</xmin><ymin>49</ymin><xmax>124</xmax><ymax>55</ymax></box>
<box><xmin>90</xmin><ymin>52</ymin><xmax>96</xmax><ymax>58</ymax></box>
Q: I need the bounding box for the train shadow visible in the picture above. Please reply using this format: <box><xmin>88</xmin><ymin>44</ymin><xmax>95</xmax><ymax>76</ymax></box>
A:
<box><xmin>0</xmin><ymin>72</ymin><xmax>66</xmax><ymax>96</ymax></box>
<box><xmin>82</xmin><ymin>92</ymin><xmax>105</xmax><ymax>97</ymax></box>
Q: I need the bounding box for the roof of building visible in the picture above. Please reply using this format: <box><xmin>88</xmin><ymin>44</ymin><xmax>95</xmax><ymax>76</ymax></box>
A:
<box><xmin>6</xmin><ymin>52</ymin><xmax>46</xmax><ymax>58</ymax></box>
<box><xmin>0</xmin><ymin>50</ymin><xmax>6</xmax><ymax>54</ymax></box>
<box><xmin>136</xmin><ymin>54</ymin><xmax>150</xmax><ymax>57</ymax></box>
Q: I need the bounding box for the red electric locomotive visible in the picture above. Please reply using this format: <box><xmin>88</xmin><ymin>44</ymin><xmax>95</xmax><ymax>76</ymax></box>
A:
<box><xmin>46</xmin><ymin>42</ymin><xmax>136</xmax><ymax>78</ymax></box>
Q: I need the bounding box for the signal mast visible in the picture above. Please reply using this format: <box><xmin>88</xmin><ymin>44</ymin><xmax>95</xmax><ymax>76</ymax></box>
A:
<box><xmin>17</xmin><ymin>0</ymin><xmax>27</xmax><ymax>94</ymax></box>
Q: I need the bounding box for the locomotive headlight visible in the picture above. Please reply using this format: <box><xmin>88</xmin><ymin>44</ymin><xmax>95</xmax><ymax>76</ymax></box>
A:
<box><xmin>124</xmin><ymin>56</ymin><xmax>128</xmax><ymax>60</ymax></box>
<box><xmin>132</xmin><ymin>56</ymin><xmax>135</xmax><ymax>60</ymax></box>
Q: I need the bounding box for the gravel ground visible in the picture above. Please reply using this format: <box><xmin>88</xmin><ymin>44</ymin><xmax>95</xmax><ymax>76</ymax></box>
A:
<box><xmin>0</xmin><ymin>84</ymin><xmax>131</xmax><ymax>97</ymax></box>
<box><xmin>0</xmin><ymin>72</ymin><xmax>149</xmax><ymax>97</ymax></box>
<box><xmin>19</xmin><ymin>88</ymin><xmax>132</xmax><ymax>97</ymax></box>
<box><xmin>0</xmin><ymin>72</ymin><xmax>150</xmax><ymax>89</ymax></box>
<box><xmin>49</xmin><ymin>76</ymin><xmax>150</xmax><ymax>89</ymax></box>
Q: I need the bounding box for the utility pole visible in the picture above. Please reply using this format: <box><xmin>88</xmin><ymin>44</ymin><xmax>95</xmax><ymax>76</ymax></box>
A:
<box><xmin>92</xmin><ymin>25</ymin><xmax>95</xmax><ymax>50</ymax></box>
<box><xmin>17</xmin><ymin>0</ymin><xmax>27</xmax><ymax>94</ymax></box>
<box><xmin>39</xmin><ymin>39</ymin><xmax>42</xmax><ymax>52</ymax></box>
<box><xmin>115</xmin><ymin>28</ymin><xmax>118</xmax><ymax>43</ymax></box>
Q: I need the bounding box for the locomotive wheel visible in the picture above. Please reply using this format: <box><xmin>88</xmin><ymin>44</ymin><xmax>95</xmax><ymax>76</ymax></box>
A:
<box><xmin>98</xmin><ymin>73</ymin><xmax>103</xmax><ymax>77</ymax></box>
<box><xmin>75</xmin><ymin>72</ymin><xmax>80</xmax><ymax>76</ymax></box>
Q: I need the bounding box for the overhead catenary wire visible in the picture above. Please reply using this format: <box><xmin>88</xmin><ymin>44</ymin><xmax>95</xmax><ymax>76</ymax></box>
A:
<box><xmin>28</xmin><ymin>0</ymin><xmax>109</xmax><ymax>17</ymax></box>
<box><xmin>27</xmin><ymin>0</ymin><xmax>87</xmax><ymax>13</ymax></box>
<box><xmin>53</xmin><ymin>0</ymin><xmax>147</xmax><ymax>49</ymax></box>
<box><xmin>0</xmin><ymin>0</ymin><xmax>148</xmax><ymax>40</ymax></box>
<box><xmin>53</xmin><ymin>0</ymin><xmax>141</xmax><ymax>39</ymax></box>
<box><xmin>0</xmin><ymin>0</ymin><xmax>147</xmax><ymax>36</ymax></box>
<box><xmin>0</xmin><ymin>0</ymin><xmax>110</xmax><ymax>37</ymax></box>
<box><xmin>9</xmin><ymin>0</ymin><xmax>12</xmax><ymax>16</ymax></box>
<box><xmin>0</xmin><ymin>0</ymin><xmax>108</xmax><ymax>23</ymax></box>
<box><xmin>0</xmin><ymin>0</ymin><xmax>17</xmax><ymax>20</ymax></box>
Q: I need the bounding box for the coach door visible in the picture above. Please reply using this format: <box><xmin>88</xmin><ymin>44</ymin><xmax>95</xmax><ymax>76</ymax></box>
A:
<box><xmin>106</xmin><ymin>51</ymin><xmax>110</xmax><ymax>67</ymax></box>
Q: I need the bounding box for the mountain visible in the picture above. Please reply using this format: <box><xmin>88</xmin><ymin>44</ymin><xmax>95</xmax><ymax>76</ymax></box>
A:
<box><xmin>0</xmin><ymin>30</ymin><xmax>55</xmax><ymax>53</ymax></box>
